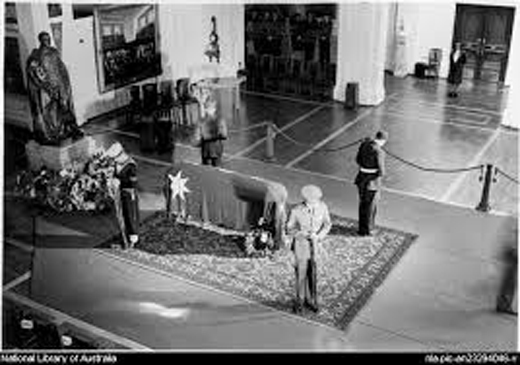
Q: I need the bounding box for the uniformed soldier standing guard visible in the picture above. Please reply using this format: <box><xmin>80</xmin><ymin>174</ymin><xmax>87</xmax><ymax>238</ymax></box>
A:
<box><xmin>106</xmin><ymin>143</ymin><xmax>140</xmax><ymax>249</ymax></box>
<box><xmin>287</xmin><ymin>185</ymin><xmax>332</xmax><ymax>314</ymax></box>
<box><xmin>117</xmin><ymin>154</ymin><xmax>139</xmax><ymax>248</ymax></box>
<box><xmin>354</xmin><ymin>131</ymin><xmax>388</xmax><ymax>236</ymax></box>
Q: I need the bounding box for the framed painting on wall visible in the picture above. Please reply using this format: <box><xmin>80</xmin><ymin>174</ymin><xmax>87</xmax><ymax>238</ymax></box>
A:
<box><xmin>93</xmin><ymin>4</ymin><xmax>162</xmax><ymax>93</ymax></box>
<box><xmin>47</xmin><ymin>3</ymin><xmax>63</xmax><ymax>18</ymax></box>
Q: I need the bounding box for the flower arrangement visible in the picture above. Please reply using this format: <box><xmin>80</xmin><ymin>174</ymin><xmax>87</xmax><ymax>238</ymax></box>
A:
<box><xmin>243</xmin><ymin>216</ymin><xmax>275</xmax><ymax>258</ymax></box>
<box><xmin>15</xmin><ymin>148</ymin><xmax>119</xmax><ymax>213</ymax></box>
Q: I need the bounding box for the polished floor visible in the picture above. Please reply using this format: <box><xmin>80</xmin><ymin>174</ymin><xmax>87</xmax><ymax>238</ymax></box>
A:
<box><xmin>87</xmin><ymin>75</ymin><xmax>518</xmax><ymax>216</ymax></box>
<box><xmin>3</xmin><ymin>75</ymin><xmax>518</xmax><ymax>351</ymax></box>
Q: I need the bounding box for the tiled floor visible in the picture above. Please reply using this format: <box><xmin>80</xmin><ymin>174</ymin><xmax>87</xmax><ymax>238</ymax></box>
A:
<box><xmin>3</xmin><ymin>75</ymin><xmax>518</xmax><ymax>350</ymax></box>
<box><xmin>90</xmin><ymin>74</ymin><xmax>518</xmax><ymax>215</ymax></box>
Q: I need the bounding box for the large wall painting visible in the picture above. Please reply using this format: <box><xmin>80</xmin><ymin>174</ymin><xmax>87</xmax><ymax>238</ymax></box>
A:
<box><xmin>93</xmin><ymin>4</ymin><xmax>162</xmax><ymax>93</ymax></box>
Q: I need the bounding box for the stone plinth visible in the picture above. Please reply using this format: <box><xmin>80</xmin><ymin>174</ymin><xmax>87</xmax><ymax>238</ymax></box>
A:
<box><xmin>26</xmin><ymin>136</ymin><xmax>99</xmax><ymax>171</ymax></box>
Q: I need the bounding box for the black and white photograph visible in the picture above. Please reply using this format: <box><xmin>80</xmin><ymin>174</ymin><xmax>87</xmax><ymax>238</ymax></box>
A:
<box><xmin>1</xmin><ymin>0</ymin><xmax>519</xmax><ymax>355</ymax></box>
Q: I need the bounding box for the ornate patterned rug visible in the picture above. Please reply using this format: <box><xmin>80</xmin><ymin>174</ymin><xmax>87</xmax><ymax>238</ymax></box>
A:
<box><xmin>108</xmin><ymin>212</ymin><xmax>417</xmax><ymax>331</ymax></box>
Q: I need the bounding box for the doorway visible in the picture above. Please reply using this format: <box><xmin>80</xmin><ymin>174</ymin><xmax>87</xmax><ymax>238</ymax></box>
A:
<box><xmin>453</xmin><ymin>4</ymin><xmax>515</xmax><ymax>84</ymax></box>
<box><xmin>244</xmin><ymin>4</ymin><xmax>337</xmax><ymax>101</ymax></box>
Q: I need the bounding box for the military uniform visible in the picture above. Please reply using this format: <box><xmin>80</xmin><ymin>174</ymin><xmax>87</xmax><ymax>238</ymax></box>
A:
<box><xmin>116</xmin><ymin>157</ymin><xmax>139</xmax><ymax>248</ymax></box>
<box><xmin>107</xmin><ymin>143</ymin><xmax>140</xmax><ymax>249</ymax></box>
<box><xmin>354</xmin><ymin>138</ymin><xmax>385</xmax><ymax>236</ymax></box>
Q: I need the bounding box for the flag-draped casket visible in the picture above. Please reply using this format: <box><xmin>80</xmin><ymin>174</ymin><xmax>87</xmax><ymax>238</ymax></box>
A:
<box><xmin>165</xmin><ymin>162</ymin><xmax>288</xmax><ymax>249</ymax></box>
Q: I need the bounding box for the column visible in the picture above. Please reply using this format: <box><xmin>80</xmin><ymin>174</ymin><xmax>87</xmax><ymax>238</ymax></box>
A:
<box><xmin>59</xmin><ymin>4</ymin><xmax>74</xmax><ymax>64</ymax></box>
<box><xmin>393</xmin><ymin>19</ymin><xmax>408</xmax><ymax>78</ymax></box>
<box><xmin>503</xmin><ymin>85</ymin><xmax>519</xmax><ymax>129</ymax></box>
<box><xmin>333</xmin><ymin>2</ymin><xmax>389</xmax><ymax>106</ymax></box>
<box><xmin>503</xmin><ymin>5</ymin><xmax>520</xmax><ymax>129</ymax></box>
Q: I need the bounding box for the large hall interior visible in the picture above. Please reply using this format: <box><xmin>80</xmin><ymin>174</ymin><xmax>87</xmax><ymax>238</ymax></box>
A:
<box><xmin>2</xmin><ymin>1</ymin><xmax>519</xmax><ymax>351</ymax></box>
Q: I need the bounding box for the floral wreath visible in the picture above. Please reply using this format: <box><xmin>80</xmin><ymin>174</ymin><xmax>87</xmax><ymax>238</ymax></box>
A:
<box><xmin>15</xmin><ymin>146</ymin><xmax>122</xmax><ymax>213</ymax></box>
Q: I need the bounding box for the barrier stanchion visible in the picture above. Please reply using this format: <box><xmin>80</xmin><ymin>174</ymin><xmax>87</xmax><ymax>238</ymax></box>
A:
<box><xmin>266</xmin><ymin>122</ymin><xmax>276</xmax><ymax>162</ymax></box>
<box><xmin>476</xmin><ymin>164</ymin><xmax>494</xmax><ymax>212</ymax></box>
<box><xmin>240</xmin><ymin>125</ymin><xmax>512</xmax><ymax>214</ymax></box>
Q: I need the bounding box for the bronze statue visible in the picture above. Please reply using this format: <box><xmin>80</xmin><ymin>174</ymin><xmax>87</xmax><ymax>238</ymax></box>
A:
<box><xmin>26</xmin><ymin>31</ymin><xmax>83</xmax><ymax>145</ymax></box>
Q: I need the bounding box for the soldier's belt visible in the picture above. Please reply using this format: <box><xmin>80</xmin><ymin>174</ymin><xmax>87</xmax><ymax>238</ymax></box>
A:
<box><xmin>359</xmin><ymin>167</ymin><xmax>378</xmax><ymax>174</ymax></box>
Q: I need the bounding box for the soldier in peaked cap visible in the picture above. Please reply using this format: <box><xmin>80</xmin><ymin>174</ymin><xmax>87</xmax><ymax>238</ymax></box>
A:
<box><xmin>354</xmin><ymin>131</ymin><xmax>388</xmax><ymax>236</ymax></box>
<box><xmin>106</xmin><ymin>143</ymin><xmax>139</xmax><ymax>249</ymax></box>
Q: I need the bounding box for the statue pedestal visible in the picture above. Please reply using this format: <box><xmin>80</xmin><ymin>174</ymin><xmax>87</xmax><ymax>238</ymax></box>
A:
<box><xmin>25</xmin><ymin>136</ymin><xmax>99</xmax><ymax>171</ymax></box>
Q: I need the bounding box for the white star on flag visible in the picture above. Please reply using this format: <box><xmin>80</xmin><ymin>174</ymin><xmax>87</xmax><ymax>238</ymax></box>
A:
<box><xmin>168</xmin><ymin>171</ymin><xmax>191</xmax><ymax>201</ymax></box>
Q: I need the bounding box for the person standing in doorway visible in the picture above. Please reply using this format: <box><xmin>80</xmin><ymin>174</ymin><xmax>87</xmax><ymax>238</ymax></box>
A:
<box><xmin>287</xmin><ymin>184</ymin><xmax>332</xmax><ymax>314</ymax></box>
<box><xmin>447</xmin><ymin>42</ymin><xmax>466</xmax><ymax>98</ymax></box>
<box><xmin>354</xmin><ymin>131</ymin><xmax>387</xmax><ymax>236</ymax></box>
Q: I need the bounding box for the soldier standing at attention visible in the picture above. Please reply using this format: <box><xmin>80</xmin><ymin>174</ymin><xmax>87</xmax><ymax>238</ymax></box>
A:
<box><xmin>354</xmin><ymin>131</ymin><xmax>388</xmax><ymax>236</ymax></box>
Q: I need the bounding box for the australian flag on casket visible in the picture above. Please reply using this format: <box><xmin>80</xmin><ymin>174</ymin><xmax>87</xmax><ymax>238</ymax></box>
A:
<box><xmin>163</xmin><ymin>161</ymin><xmax>288</xmax><ymax>251</ymax></box>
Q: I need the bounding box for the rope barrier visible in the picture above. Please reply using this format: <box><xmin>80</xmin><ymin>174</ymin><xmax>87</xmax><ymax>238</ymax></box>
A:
<box><xmin>272</xmin><ymin>125</ymin><xmax>482</xmax><ymax>172</ymax></box>
<box><xmin>78</xmin><ymin>118</ymin><xmax>519</xmax><ymax>215</ymax></box>
<box><xmin>495</xmin><ymin>167</ymin><xmax>520</xmax><ymax>185</ymax></box>
<box><xmin>381</xmin><ymin>147</ymin><xmax>484</xmax><ymax>174</ymax></box>
<box><xmin>86</xmin><ymin>122</ymin><xmax>502</xmax><ymax>181</ymax></box>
